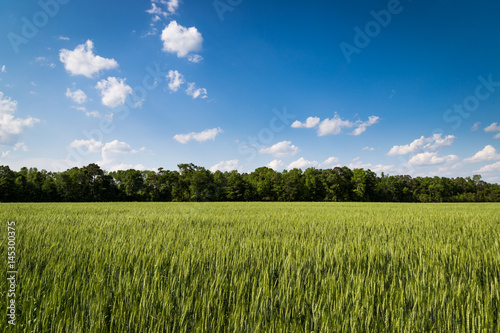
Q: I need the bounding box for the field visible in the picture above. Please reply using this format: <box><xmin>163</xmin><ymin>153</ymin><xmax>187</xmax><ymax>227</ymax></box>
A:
<box><xmin>1</xmin><ymin>203</ymin><xmax>499</xmax><ymax>332</ymax></box>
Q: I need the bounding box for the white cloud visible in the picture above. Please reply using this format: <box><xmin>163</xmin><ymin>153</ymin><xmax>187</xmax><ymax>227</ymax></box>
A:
<box><xmin>58</xmin><ymin>36</ymin><xmax>70</xmax><ymax>41</ymax></box>
<box><xmin>387</xmin><ymin>134</ymin><xmax>456</xmax><ymax>156</ymax></box>
<box><xmin>0</xmin><ymin>91</ymin><xmax>40</xmax><ymax>146</ymax></box>
<box><xmin>292</xmin><ymin>113</ymin><xmax>379</xmax><ymax>136</ymax></box>
<box><xmin>100</xmin><ymin>140</ymin><xmax>144</xmax><ymax>166</ymax></box>
<box><xmin>146</xmin><ymin>3</ymin><xmax>167</xmax><ymax>17</ymax></box>
<box><xmin>161</xmin><ymin>21</ymin><xmax>203</xmax><ymax>59</ymax></box>
<box><xmin>351</xmin><ymin>116</ymin><xmax>379</xmax><ymax>135</ymax></box>
<box><xmin>163</xmin><ymin>0</ymin><xmax>179</xmax><ymax>14</ymax></box>
<box><xmin>370</xmin><ymin>164</ymin><xmax>397</xmax><ymax>174</ymax></box>
<box><xmin>363</xmin><ymin>146</ymin><xmax>375</xmax><ymax>151</ymax></box>
<box><xmin>35</xmin><ymin>57</ymin><xmax>56</xmax><ymax>69</ymax></box>
<box><xmin>485</xmin><ymin>176</ymin><xmax>499</xmax><ymax>183</ymax></box>
<box><xmin>426</xmin><ymin>134</ymin><xmax>456</xmax><ymax>149</ymax></box>
<box><xmin>288</xmin><ymin>157</ymin><xmax>319</xmax><ymax>170</ymax></box>
<box><xmin>96</xmin><ymin>77</ymin><xmax>132</xmax><ymax>108</ymax></box>
<box><xmin>471</xmin><ymin>122</ymin><xmax>481</xmax><ymax>131</ymax></box>
<box><xmin>210</xmin><ymin>159</ymin><xmax>243</xmax><ymax>172</ymax></box>
<box><xmin>464</xmin><ymin>145</ymin><xmax>500</xmax><ymax>163</ymax></box>
<box><xmin>13</xmin><ymin>142</ymin><xmax>28</xmax><ymax>151</ymax></box>
<box><xmin>291</xmin><ymin>116</ymin><xmax>320</xmax><ymax>129</ymax></box>
<box><xmin>267</xmin><ymin>159</ymin><xmax>284</xmax><ymax>171</ymax></box>
<box><xmin>348</xmin><ymin>159</ymin><xmax>398</xmax><ymax>175</ymax></box>
<box><xmin>187</xmin><ymin>54</ymin><xmax>204</xmax><ymax>63</ymax></box>
<box><xmin>321</xmin><ymin>156</ymin><xmax>340</xmax><ymax>168</ymax></box>
<box><xmin>185</xmin><ymin>82</ymin><xmax>207</xmax><ymax>99</ymax></box>
<box><xmin>408</xmin><ymin>152</ymin><xmax>459</xmax><ymax>166</ymax></box>
<box><xmin>108</xmin><ymin>163</ymin><xmax>146</xmax><ymax>172</ymax></box>
<box><xmin>1</xmin><ymin>65</ymin><xmax>5</xmax><ymax>73</ymax></box>
<box><xmin>68</xmin><ymin>139</ymin><xmax>145</xmax><ymax>170</ymax></box>
<box><xmin>259</xmin><ymin>141</ymin><xmax>300</xmax><ymax>158</ymax></box>
<box><xmin>71</xmin><ymin>106</ymin><xmax>111</xmax><ymax>120</ymax></box>
<box><xmin>317</xmin><ymin>114</ymin><xmax>355</xmax><ymax>136</ymax></box>
<box><xmin>167</xmin><ymin>70</ymin><xmax>185</xmax><ymax>92</ymax></box>
<box><xmin>173</xmin><ymin>127</ymin><xmax>222</xmax><ymax>144</ymax></box>
<box><xmin>65</xmin><ymin>88</ymin><xmax>87</xmax><ymax>104</ymax></box>
<box><xmin>1</xmin><ymin>151</ymin><xmax>9</xmax><ymax>158</ymax></box>
<box><xmin>475</xmin><ymin>161</ymin><xmax>500</xmax><ymax>174</ymax></box>
<box><xmin>59</xmin><ymin>40</ymin><xmax>118</xmax><ymax>78</ymax></box>
<box><xmin>485</xmin><ymin>122</ymin><xmax>500</xmax><ymax>132</ymax></box>
<box><xmin>485</xmin><ymin>123</ymin><xmax>500</xmax><ymax>138</ymax></box>
<box><xmin>146</xmin><ymin>0</ymin><xmax>179</xmax><ymax>18</ymax></box>
<box><xmin>70</xmin><ymin>139</ymin><xmax>103</xmax><ymax>153</ymax></box>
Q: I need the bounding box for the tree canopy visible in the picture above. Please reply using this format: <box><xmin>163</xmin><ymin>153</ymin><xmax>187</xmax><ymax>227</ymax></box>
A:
<box><xmin>1</xmin><ymin>164</ymin><xmax>499</xmax><ymax>202</ymax></box>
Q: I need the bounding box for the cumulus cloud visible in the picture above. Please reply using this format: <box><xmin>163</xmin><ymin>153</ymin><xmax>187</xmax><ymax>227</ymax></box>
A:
<box><xmin>167</xmin><ymin>70</ymin><xmax>185</xmax><ymax>92</ymax></box>
<box><xmin>287</xmin><ymin>157</ymin><xmax>319</xmax><ymax>170</ymax></box>
<box><xmin>471</xmin><ymin>122</ymin><xmax>481</xmax><ymax>131</ymax></box>
<box><xmin>1</xmin><ymin>65</ymin><xmax>5</xmax><ymax>73</ymax></box>
<box><xmin>13</xmin><ymin>142</ymin><xmax>28</xmax><ymax>151</ymax></box>
<box><xmin>146</xmin><ymin>0</ymin><xmax>179</xmax><ymax>18</ymax></box>
<box><xmin>292</xmin><ymin>113</ymin><xmax>379</xmax><ymax>136</ymax></box>
<box><xmin>100</xmin><ymin>140</ymin><xmax>144</xmax><ymax>166</ymax></box>
<box><xmin>464</xmin><ymin>145</ymin><xmax>500</xmax><ymax>163</ymax></box>
<box><xmin>210</xmin><ymin>159</ymin><xmax>243</xmax><ymax>173</ymax></box>
<box><xmin>267</xmin><ymin>159</ymin><xmax>284</xmax><ymax>171</ymax></box>
<box><xmin>59</xmin><ymin>40</ymin><xmax>118</xmax><ymax>78</ymax></box>
<box><xmin>173</xmin><ymin>127</ymin><xmax>222</xmax><ymax>144</ymax></box>
<box><xmin>108</xmin><ymin>163</ymin><xmax>146</xmax><ymax>172</ymax></box>
<box><xmin>351</xmin><ymin>116</ymin><xmax>379</xmax><ymax>135</ymax></box>
<box><xmin>69</xmin><ymin>139</ymin><xmax>145</xmax><ymax>170</ymax></box>
<box><xmin>146</xmin><ymin>3</ymin><xmax>167</xmax><ymax>17</ymax></box>
<box><xmin>58</xmin><ymin>36</ymin><xmax>70</xmax><ymax>41</ymax></box>
<box><xmin>291</xmin><ymin>116</ymin><xmax>320</xmax><ymax>129</ymax></box>
<box><xmin>475</xmin><ymin>161</ymin><xmax>500</xmax><ymax>173</ymax></box>
<box><xmin>348</xmin><ymin>160</ymin><xmax>398</xmax><ymax>175</ymax></box>
<box><xmin>408</xmin><ymin>152</ymin><xmax>459</xmax><ymax>166</ymax></box>
<box><xmin>96</xmin><ymin>77</ymin><xmax>132</xmax><ymax>108</ymax></box>
<box><xmin>185</xmin><ymin>82</ymin><xmax>207</xmax><ymax>99</ymax></box>
<box><xmin>363</xmin><ymin>146</ymin><xmax>375</xmax><ymax>151</ymax></box>
<box><xmin>70</xmin><ymin>139</ymin><xmax>103</xmax><ymax>153</ymax></box>
<box><xmin>65</xmin><ymin>88</ymin><xmax>87</xmax><ymax>104</ymax></box>
<box><xmin>259</xmin><ymin>141</ymin><xmax>300</xmax><ymax>158</ymax></box>
<box><xmin>71</xmin><ymin>106</ymin><xmax>111</xmax><ymax>120</ymax></box>
<box><xmin>321</xmin><ymin>156</ymin><xmax>340</xmax><ymax>167</ymax></box>
<box><xmin>484</xmin><ymin>123</ymin><xmax>500</xmax><ymax>138</ymax></box>
<box><xmin>387</xmin><ymin>134</ymin><xmax>455</xmax><ymax>156</ymax></box>
<box><xmin>161</xmin><ymin>21</ymin><xmax>203</xmax><ymax>60</ymax></box>
<box><xmin>485</xmin><ymin>122</ymin><xmax>500</xmax><ymax>132</ymax></box>
<box><xmin>187</xmin><ymin>54</ymin><xmax>204</xmax><ymax>63</ymax></box>
<box><xmin>0</xmin><ymin>91</ymin><xmax>40</xmax><ymax>146</ymax></box>
<box><xmin>285</xmin><ymin>156</ymin><xmax>340</xmax><ymax>170</ymax></box>
<box><xmin>317</xmin><ymin>114</ymin><xmax>355</xmax><ymax>136</ymax></box>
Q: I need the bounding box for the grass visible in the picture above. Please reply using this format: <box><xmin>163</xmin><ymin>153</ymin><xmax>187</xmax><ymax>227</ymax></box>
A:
<box><xmin>1</xmin><ymin>202</ymin><xmax>499</xmax><ymax>332</ymax></box>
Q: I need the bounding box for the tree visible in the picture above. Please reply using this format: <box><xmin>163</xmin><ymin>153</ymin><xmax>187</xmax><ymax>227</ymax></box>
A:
<box><xmin>0</xmin><ymin>166</ymin><xmax>16</xmax><ymax>202</ymax></box>
<box><xmin>0</xmin><ymin>164</ymin><xmax>499</xmax><ymax>203</ymax></box>
<box><xmin>281</xmin><ymin>168</ymin><xmax>304</xmax><ymax>201</ymax></box>
<box><xmin>248</xmin><ymin>167</ymin><xmax>281</xmax><ymax>201</ymax></box>
<box><xmin>110</xmin><ymin>169</ymin><xmax>145</xmax><ymax>201</ymax></box>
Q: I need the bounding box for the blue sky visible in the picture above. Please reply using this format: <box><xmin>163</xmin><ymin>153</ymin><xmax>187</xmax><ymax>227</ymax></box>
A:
<box><xmin>1</xmin><ymin>0</ymin><xmax>500</xmax><ymax>182</ymax></box>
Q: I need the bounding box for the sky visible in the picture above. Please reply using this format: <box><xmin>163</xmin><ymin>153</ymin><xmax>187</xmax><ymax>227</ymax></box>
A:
<box><xmin>0</xmin><ymin>0</ymin><xmax>499</xmax><ymax>183</ymax></box>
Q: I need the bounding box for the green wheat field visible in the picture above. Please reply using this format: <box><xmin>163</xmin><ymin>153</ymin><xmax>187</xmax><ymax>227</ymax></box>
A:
<box><xmin>1</xmin><ymin>203</ymin><xmax>499</xmax><ymax>332</ymax></box>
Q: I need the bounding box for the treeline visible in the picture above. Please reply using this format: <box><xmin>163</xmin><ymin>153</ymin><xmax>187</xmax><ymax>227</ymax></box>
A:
<box><xmin>1</xmin><ymin>163</ymin><xmax>499</xmax><ymax>203</ymax></box>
